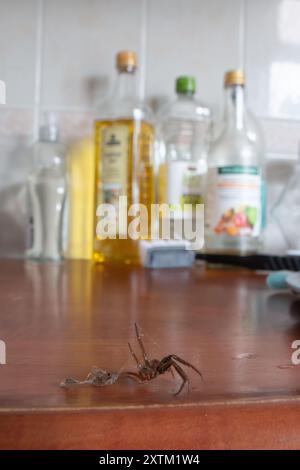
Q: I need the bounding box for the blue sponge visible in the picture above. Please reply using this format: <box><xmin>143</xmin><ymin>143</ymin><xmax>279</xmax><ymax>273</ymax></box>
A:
<box><xmin>266</xmin><ymin>271</ymin><xmax>289</xmax><ymax>290</ymax></box>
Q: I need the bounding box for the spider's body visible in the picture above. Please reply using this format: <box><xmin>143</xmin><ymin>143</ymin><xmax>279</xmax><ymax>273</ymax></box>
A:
<box><xmin>136</xmin><ymin>359</ymin><xmax>160</xmax><ymax>381</ymax></box>
<box><xmin>123</xmin><ymin>324</ymin><xmax>203</xmax><ymax>396</ymax></box>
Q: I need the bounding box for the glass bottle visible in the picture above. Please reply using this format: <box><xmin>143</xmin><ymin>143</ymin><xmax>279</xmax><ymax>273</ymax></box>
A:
<box><xmin>157</xmin><ymin>76</ymin><xmax>211</xmax><ymax>243</ymax></box>
<box><xmin>205</xmin><ymin>70</ymin><xmax>265</xmax><ymax>254</ymax></box>
<box><xmin>27</xmin><ymin>112</ymin><xmax>67</xmax><ymax>261</ymax></box>
<box><xmin>270</xmin><ymin>155</ymin><xmax>300</xmax><ymax>253</ymax></box>
<box><xmin>94</xmin><ymin>51</ymin><xmax>155</xmax><ymax>264</ymax></box>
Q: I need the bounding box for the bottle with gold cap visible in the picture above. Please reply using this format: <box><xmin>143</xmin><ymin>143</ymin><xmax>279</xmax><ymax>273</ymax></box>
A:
<box><xmin>94</xmin><ymin>51</ymin><xmax>155</xmax><ymax>264</ymax></box>
<box><xmin>205</xmin><ymin>69</ymin><xmax>265</xmax><ymax>254</ymax></box>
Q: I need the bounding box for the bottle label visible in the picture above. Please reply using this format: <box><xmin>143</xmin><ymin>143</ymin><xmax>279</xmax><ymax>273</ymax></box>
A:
<box><xmin>206</xmin><ymin>165</ymin><xmax>261</xmax><ymax>237</ymax></box>
<box><xmin>166</xmin><ymin>161</ymin><xmax>205</xmax><ymax>214</ymax></box>
<box><xmin>101</xmin><ymin>125</ymin><xmax>129</xmax><ymax>206</ymax></box>
<box><xmin>158</xmin><ymin>161</ymin><xmax>205</xmax><ymax>242</ymax></box>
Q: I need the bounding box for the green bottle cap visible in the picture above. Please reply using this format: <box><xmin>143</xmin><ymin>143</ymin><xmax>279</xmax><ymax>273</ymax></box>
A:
<box><xmin>176</xmin><ymin>76</ymin><xmax>196</xmax><ymax>95</ymax></box>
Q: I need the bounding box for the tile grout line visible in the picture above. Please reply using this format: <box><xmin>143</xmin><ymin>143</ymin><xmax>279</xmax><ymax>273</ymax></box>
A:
<box><xmin>239</xmin><ymin>0</ymin><xmax>246</xmax><ymax>70</ymax></box>
<box><xmin>33</xmin><ymin>0</ymin><xmax>45</xmax><ymax>142</ymax></box>
<box><xmin>139</xmin><ymin>0</ymin><xmax>148</xmax><ymax>100</ymax></box>
<box><xmin>4</xmin><ymin>105</ymin><xmax>300</xmax><ymax>126</ymax></box>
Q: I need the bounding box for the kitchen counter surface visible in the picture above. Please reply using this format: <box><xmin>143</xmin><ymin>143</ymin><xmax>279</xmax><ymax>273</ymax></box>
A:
<box><xmin>0</xmin><ymin>260</ymin><xmax>300</xmax><ymax>449</ymax></box>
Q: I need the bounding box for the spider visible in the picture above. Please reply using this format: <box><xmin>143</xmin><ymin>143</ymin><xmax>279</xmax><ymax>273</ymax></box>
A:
<box><xmin>121</xmin><ymin>323</ymin><xmax>203</xmax><ymax>396</ymax></box>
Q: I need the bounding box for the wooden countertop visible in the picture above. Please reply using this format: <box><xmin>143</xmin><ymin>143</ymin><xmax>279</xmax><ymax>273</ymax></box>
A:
<box><xmin>0</xmin><ymin>260</ymin><xmax>300</xmax><ymax>449</ymax></box>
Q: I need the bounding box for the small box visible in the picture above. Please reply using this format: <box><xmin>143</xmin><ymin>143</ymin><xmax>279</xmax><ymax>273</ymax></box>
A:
<box><xmin>140</xmin><ymin>240</ymin><xmax>195</xmax><ymax>268</ymax></box>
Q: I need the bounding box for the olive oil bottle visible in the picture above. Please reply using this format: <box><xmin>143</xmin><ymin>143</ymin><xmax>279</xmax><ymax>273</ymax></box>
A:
<box><xmin>94</xmin><ymin>51</ymin><xmax>155</xmax><ymax>264</ymax></box>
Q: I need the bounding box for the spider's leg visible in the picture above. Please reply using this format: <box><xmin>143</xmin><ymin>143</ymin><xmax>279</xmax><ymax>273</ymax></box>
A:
<box><xmin>157</xmin><ymin>358</ymin><xmax>188</xmax><ymax>395</ymax></box>
<box><xmin>159</xmin><ymin>358</ymin><xmax>175</xmax><ymax>379</ymax></box>
<box><xmin>157</xmin><ymin>356</ymin><xmax>175</xmax><ymax>379</ymax></box>
<box><xmin>120</xmin><ymin>371</ymin><xmax>144</xmax><ymax>384</ymax></box>
<box><xmin>128</xmin><ymin>342</ymin><xmax>142</xmax><ymax>369</ymax></box>
<box><xmin>134</xmin><ymin>323</ymin><xmax>150</xmax><ymax>366</ymax></box>
<box><xmin>170</xmin><ymin>355</ymin><xmax>203</xmax><ymax>380</ymax></box>
<box><xmin>171</xmin><ymin>361</ymin><xmax>189</xmax><ymax>396</ymax></box>
<box><xmin>169</xmin><ymin>366</ymin><xmax>175</xmax><ymax>379</ymax></box>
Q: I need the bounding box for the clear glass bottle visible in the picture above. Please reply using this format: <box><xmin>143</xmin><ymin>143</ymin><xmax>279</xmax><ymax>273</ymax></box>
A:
<box><xmin>27</xmin><ymin>112</ymin><xmax>67</xmax><ymax>261</ymax></box>
<box><xmin>205</xmin><ymin>70</ymin><xmax>265</xmax><ymax>254</ymax></box>
<box><xmin>157</xmin><ymin>76</ymin><xmax>211</xmax><ymax>242</ymax></box>
<box><xmin>271</xmin><ymin>155</ymin><xmax>300</xmax><ymax>253</ymax></box>
<box><xmin>94</xmin><ymin>51</ymin><xmax>155</xmax><ymax>264</ymax></box>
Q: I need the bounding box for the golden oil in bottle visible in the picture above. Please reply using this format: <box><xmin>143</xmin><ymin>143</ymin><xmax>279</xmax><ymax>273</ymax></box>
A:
<box><xmin>94</xmin><ymin>52</ymin><xmax>155</xmax><ymax>264</ymax></box>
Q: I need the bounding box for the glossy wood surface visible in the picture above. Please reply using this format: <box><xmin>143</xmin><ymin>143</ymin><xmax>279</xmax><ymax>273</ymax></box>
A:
<box><xmin>0</xmin><ymin>260</ymin><xmax>300</xmax><ymax>449</ymax></box>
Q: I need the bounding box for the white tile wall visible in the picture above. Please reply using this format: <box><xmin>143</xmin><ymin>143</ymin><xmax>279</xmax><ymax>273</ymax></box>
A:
<box><xmin>42</xmin><ymin>0</ymin><xmax>144</xmax><ymax>109</ymax></box>
<box><xmin>0</xmin><ymin>0</ymin><xmax>38</xmax><ymax>107</ymax></box>
<box><xmin>246</xmin><ymin>0</ymin><xmax>300</xmax><ymax>120</ymax></box>
<box><xmin>146</xmin><ymin>0</ymin><xmax>244</xmax><ymax>112</ymax></box>
<box><xmin>0</xmin><ymin>0</ymin><xmax>299</xmax><ymax>256</ymax></box>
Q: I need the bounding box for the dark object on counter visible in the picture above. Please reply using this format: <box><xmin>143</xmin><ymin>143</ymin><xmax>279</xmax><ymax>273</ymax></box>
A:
<box><xmin>123</xmin><ymin>323</ymin><xmax>203</xmax><ymax>396</ymax></box>
<box><xmin>196</xmin><ymin>253</ymin><xmax>300</xmax><ymax>271</ymax></box>
<box><xmin>60</xmin><ymin>323</ymin><xmax>203</xmax><ymax>396</ymax></box>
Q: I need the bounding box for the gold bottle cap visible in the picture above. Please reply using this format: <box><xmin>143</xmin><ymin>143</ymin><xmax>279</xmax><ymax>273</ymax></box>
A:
<box><xmin>224</xmin><ymin>70</ymin><xmax>245</xmax><ymax>87</ymax></box>
<box><xmin>116</xmin><ymin>51</ymin><xmax>138</xmax><ymax>72</ymax></box>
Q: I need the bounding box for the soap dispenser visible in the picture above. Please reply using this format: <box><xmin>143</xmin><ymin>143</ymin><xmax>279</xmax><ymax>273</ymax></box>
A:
<box><xmin>26</xmin><ymin>112</ymin><xmax>67</xmax><ymax>261</ymax></box>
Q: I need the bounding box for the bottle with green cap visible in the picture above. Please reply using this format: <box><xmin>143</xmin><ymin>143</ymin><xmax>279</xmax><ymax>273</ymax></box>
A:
<box><xmin>157</xmin><ymin>75</ymin><xmax>211</xmax><ymax>243</ymax></box>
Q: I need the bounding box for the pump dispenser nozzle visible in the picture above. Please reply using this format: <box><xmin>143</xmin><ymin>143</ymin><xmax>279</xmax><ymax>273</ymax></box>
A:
<box><xmin>39</xmin><ymin>112</ymin><xmax>60</xmax><ymax>142</ymax></box>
